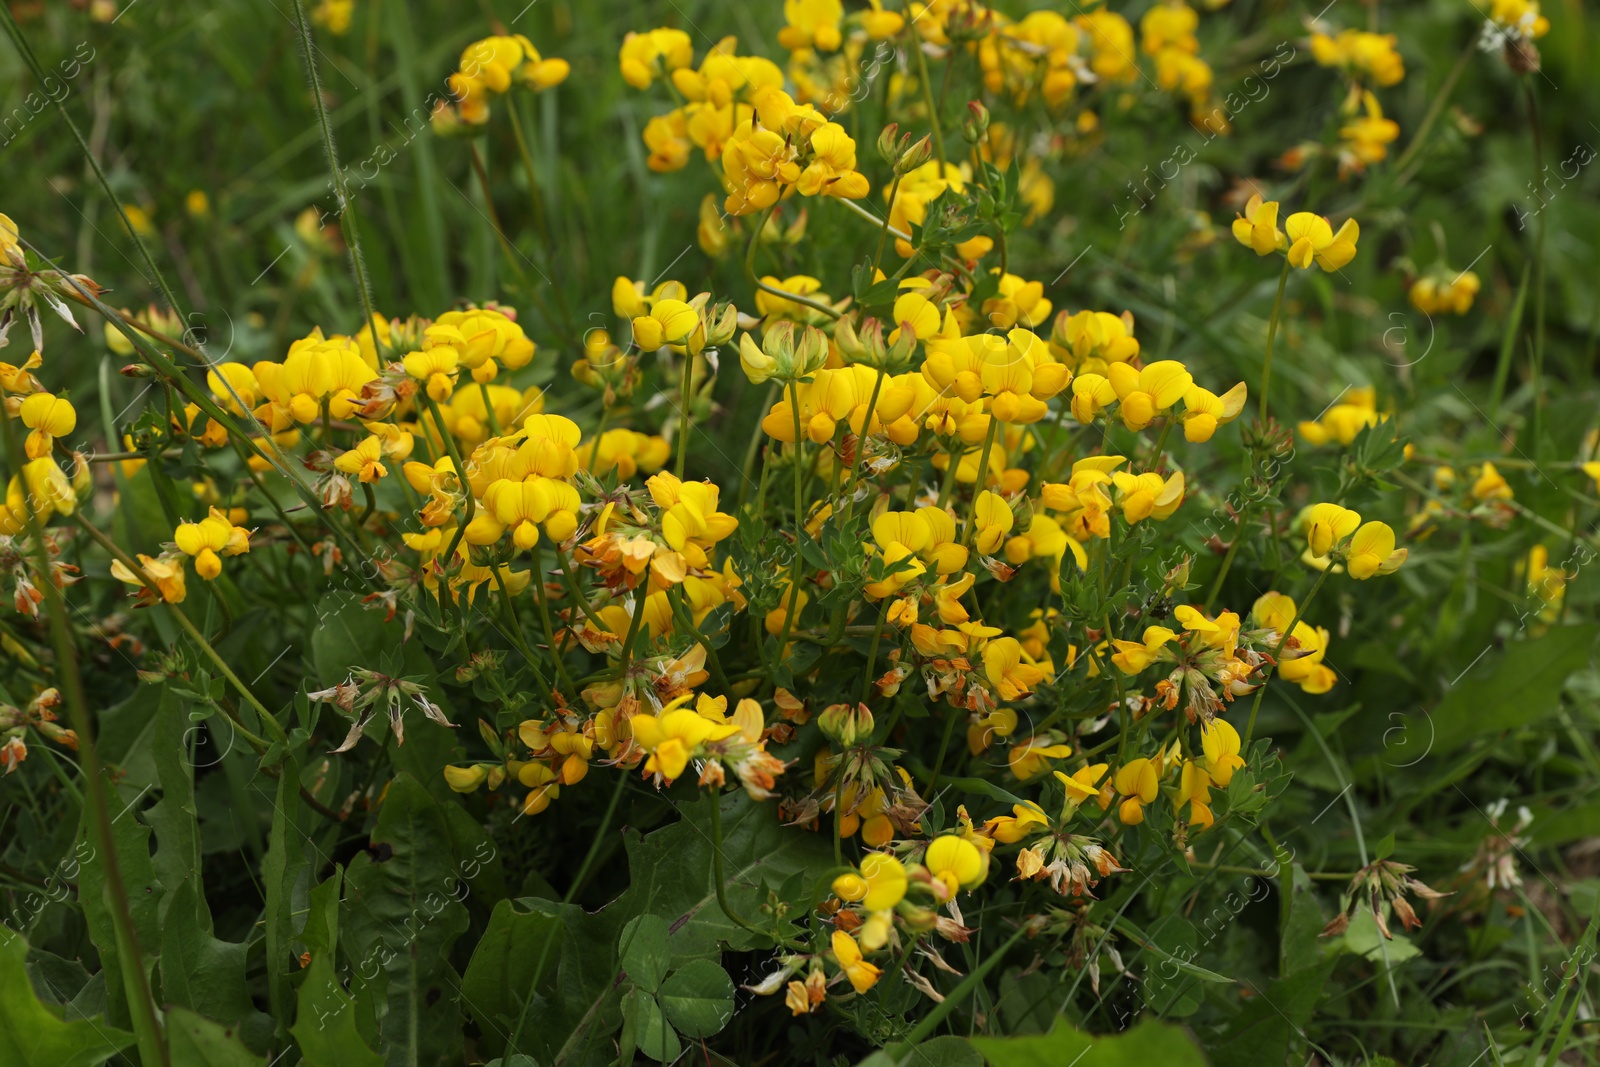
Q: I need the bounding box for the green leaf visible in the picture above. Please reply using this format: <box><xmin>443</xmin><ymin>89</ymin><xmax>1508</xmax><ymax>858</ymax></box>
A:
<box><xmin>658</xmin><ymin>958</ymin><xmax>735</xmax><ymax>1039</ymax></box>
<box><xmin>621</xmin><ymin>988</ymin><xmax>681</xmax><ymax>1064</ymax></box>
<box><xmin>76</xmin><ymin>796</ymin><xmax>164</xmax><ymax>1032</ymax></box>
<box><xmin>459</xmin><ymin>901</ymin><xmax>564</xmax><ymax>1060</ymax></box>
<box><xmin>261</xmin><ymin>754</ymin><xmax>307</xmax><ymax>1044</ymax></box>
<box><xmin>0</xmin><ymin>929</ymin><xmax>133</xmax><ymax>1066</ymax></box>
<box><xmin>619</xmin><ymin>914</ymin><xmax>673</xmax><ymax>994</ymax></box>
<box><xmin>291</xmin><ymin>869</ymin><xmax>384</xmax><ymax>1067</ymax></box>
<box><xmin>341</xmin><ymin>773</ymin><xmax>471</xmax><ymax>1067</ymax></box>
<box><xmin>310</xmin><ymin>591</ymin><xmax>392</xmax><ymax>688</ymax></box>
<box><xmin>1372</xmin><ymin>831</ymin><xmax>1395</xmax><ymax>861</ymax></box>
<box><xmin>159</xmin><ymin>878</ymin><xmax>256</xmax><ymax>1032</ymax></box>
<box><xmin>611</xmin><ymin>791</ymin><xmax>834</xmax><ymax>957</ymax></box>
<box><xmin>864</xmin><ymin>1035</ymin><xmax>985</xmax><ymax>1066</ymax></box>
<box><xmin>164</xmin><ymin>1006</ymin><xmax>266</xmax><ymax>1066</ymax></box>
<box><xmin>1208</xmin><ymin>960</ymin><xmax>1336</xmax><ymax>1067</ymax></box>
<box><xmin>1430</xmin><ymin>624</ymin><xmax>1597</xmax><ymax>751</ymax></box>
<box><xmin>969</xmin><ymin>1016</ymin><xmax>1207</xmax><ymax>1066</ymax></box>
<box><xmin>1340</xmin><ymin>908</ymin><xmax>1421</xmax><ymax>965</ymax></box>
<box><xmin>1121</xmin><ymin>917</ymin><xmax>1212</xmax><ymax>1018</ymax></box>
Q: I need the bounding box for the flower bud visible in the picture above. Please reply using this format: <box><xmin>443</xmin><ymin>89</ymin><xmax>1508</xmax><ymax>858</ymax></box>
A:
<box><xmin>121</xmin><ymin>363</ymin><xmax>157</xmax><ymax>378</ymax></box>
<box><xmin>896</xmin><ymin>135</ymin><xmax>934</xmax><ymax>175</ymax></box>
<box><xmin>738</xmin><ymin>332</ymin><xmax>777</xmax><ymax>385</ymax></box>
<box><xmin>818</xmin><ymin>701</ymin><xmax>874</xmax><ymax>745</ymax></box>
<box><xmin>876</xmin><ymin>122</ymin><xmax>901</xmax><ymax>165</ymax></box>
<box><xmin>961</xmin><ymin>101</ymin><xmax>990</xmax><ymax>145</ymax></box>
<box><xmin>703</xmin><ymin>301</ymin><xmax>739</xmax><ymax>348</ymax></box>
<box><xmin>1008</xmin><ymin>493</ymin><xmax>1034</xmax><ymax>533</ymax></box>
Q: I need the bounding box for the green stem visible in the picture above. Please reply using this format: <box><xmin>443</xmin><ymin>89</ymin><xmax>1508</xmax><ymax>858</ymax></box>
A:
<box><xmin>563</xmin><ymin>769</ymin><xmax>628</xmax><ymax>904</ymax></box>
<box><xmin>911</xmin><ymin>38</ymin><xmax>946</xmax><ymax>170</ymax></box>
<box><xmin>0</xmin><ymin>401</ymin><xmax>169</xmax><ymax>1067</ymax></box>
<box><xmin>961</xmin><ymin>414</ymin><xmax>1001</xmax><ymax>549</ymax></box>
<box><xmin>675</xmin><ymin>348</ymin><xmax>695</xmax><ymax>480</ymax></box>
<box><xmin>873</xmin><ymin>174</ymin><xmax>902</xmax><ymax>272</ymax></box>
<box><xmin>422</xmin><ymin>394</ymin><xmax>476</xmax><ymax>572</ymax></box>
<box><xmin>773</xmin><ymin>381</ymin><xmax>808</xmax><ymax>669</ymax></box>
<box><xmin>72</xmin><ymin>514</ymin><xmax>286</xmax><ymax>742</ymax></box>
<box><xmin>900</xmin><ymin>926</ymin><xmax>1028</xmax><ymax>1044</ymax></box>
<box><xmin>843</xmin><ymin>367</ymin><xmax>888</xmax><ymax>523</ymax></box>
<box><xmin>744</xmin><ymin>204</ymin><xmax>841</xmax><ymax>319</ymax></box>
<box><xmin>291</xmin><ymin>0</ymin><xmax>379</xmax><ymax>332</ymax></box>
<box><xmin>1258</xmin><ymin>256</ymin><xmax>1292</xmax><ymax>422</ymax></box>
<box><xmin>708</xmin><ymin>790</ymin><xmax>766</xmax><ymax>938</ymax></box>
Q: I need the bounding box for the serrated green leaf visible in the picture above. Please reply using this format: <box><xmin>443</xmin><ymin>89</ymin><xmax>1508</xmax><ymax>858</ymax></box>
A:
<box><xmin>164</xmin><ymin>1006</ymin><xmax>265</xmax><ymax>1066</ymax></box>
<box><xmin>341</xmin><ymin>773</ymin><xmax>471</xmax><ymax>1067</ymax></box>
<box><xmin>291</xmin><ymin>869</ymin><xmax>383</xmax><ymax>1067</ymax></box>
<box><xmin>0</xmin><ymin>929</ymin><xmax>132</xmax><ymax>1067</ymax></box>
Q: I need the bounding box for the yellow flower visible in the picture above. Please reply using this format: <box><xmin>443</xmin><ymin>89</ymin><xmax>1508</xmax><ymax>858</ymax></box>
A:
<box><xmin>173</xmin><ymin>507</ymin><xmax>251</xmax><ymax>580</ymax></box>
<box><xmin>1054</xmin><ymin>762</ymin><xmax>1110</xmax><ymax>811</ymax></box>
<box><xmin>1105</xmin><ymin>360</ymin><xmax>1192</xmax><ymax>431</ymax></box>
<box><xmin>1114</xmin><ymin>757</ymin><xmax>1160</xmax><ymax>824</ymax></box>
<box><xmin>1284</xmin><ymin>212</ymin><xmax>1359</xmax><ymax>271</ymax></box>
<box><xmin>111</xmin><ymin>553</ymin><xmax>188</xmax><ymax>604</ymax></box>
<box><xmin>631</xmin><ymin>298</ymin><xmax>699</xmax><ymax>352</ymax></box>
<box><xmin>830</xmin><ymin>930</ymin><xmax>881</xmax><ymax>993</ymax></box>
<box><xmin>1306</xmin><ymin>502</ymin><xmax>1361</xmax><ymax>558</ymax></box>
<box><xmin>1231</xmin><ymin>194</ymin><xmax>1286</xmax><ymax>257</ymax></box>
<box><xmin>1111</xmin><ymin>625</ymin><xmax>1176</xmax><ymax>674</ymax></box>
<box><xmin>983</xmin><ymin>801</ymin><xmax>1049</xmax><ymax>844</ymax></box>
<box><xmin>1007</xmin><ymin>735</ymin><xmax>1072</xmax><ymax>780</ymax></box>
<box><xmin>983</xmin><ymin>637</ymin><xmax>1046</xmax><ymax>701</ymax></box>
<box><xmin>443</xmin><ymin>765</ymin><xmax>488</xmax><ymax>793</ymax></box>
<box><xmin>333</xmin><ymin>435</ymin><xmax>388</xmax><ymax>483</ymax></box>
<box><xmin>1410</xmin><ymin>269</ymin><xmax>1480</xmax><ymax>316</ymax></box>
<box><xmin>1298</xmin><ymin>386</ymin><xmax>1382</xmax><ymax>446</ymax></box>
<box><xmin>1180</xmin><ymin>382</ymin><xmax>1247</xmax><ymax>443</ymax></box>
<box><xmin>403</xmin><ymin>345</ymin><xmax>460</xmax><ymax>402</ymax></box>
<box><xmin>1111</xmin><ymin>470</ymin><xmax>1185</xmax><ymax>524</ymax></box>
<box><xmin>629</xmin><ymin>706</ymin><xmax>739</xmax><ymax>781</ymax></box>
<box><xmin>619</xmin><ymin>28</ymin><xmax>695</xmax><ymax>89</ymax></box>
<box><xmin>1200</xmin><ymin>718</ymin><xmax>1245</xmax><ymax>787</ymax></box>
<box><xmin>1346</xmin><ymin>521</ymin><xmax>1406</xmax><ymax>579</ymax></box>
<box><xmin>19</xmin><ymin>393</ymin><xmax>76</xmax><ymax>459</ymax></box>
<box><xmin>833</xmin><ymin>851</ymin><xmax>908</xmax><ymax>911</ymax></box>
<box><xmin>924</xmin><ymin>834</ymin><xmax>985</xmax><ymax>896</ymax></box>
<box><xmin>22</xmin><ymin>457</ymin><xmax>75</xmax><ymax>520</ymax></box>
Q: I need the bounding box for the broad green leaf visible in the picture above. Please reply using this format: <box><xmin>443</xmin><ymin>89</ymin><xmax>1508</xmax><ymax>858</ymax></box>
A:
<box><xmin>969</xmin><ymin>1016</ymin><xmax>1207</xmax><ymax>1066</ymax></box>
<box><xmin>1340</xmin><ymin>908</ymin><xmax>1421</xmax><ymax>965</ymax></box>
<box><xmin>159</xmin><ymin>878</ymin><xmax>256</xmax><ymax>1032</ymax></box>
<box><xmin>164</xmin><ymin>1006</ymin><xmax>266</xmax><ymax>1066</ymax></box>
<box><xmin>261</xmin><ymin>753</ymin><xmax>307</xmax><ymax>1044</ymax></box>
<box><xmin>147</xmin><ymin>685</ymin><xmax>201</xmax><ymax>894</ymax></box>
<box><xmin>292</xmin><ymin>869</ymin><xmax>384</xmax><ymax>1067</ymax></box>
<box><xmin>76</xmin><ymin>797</ymin><xmax>164</xmax><ymax>1033</ymax></box>
<box><xmin>619</xmin><ymin>914</ymin><xmax>672</xmax><ymax>994</ymax></box>
<box><xmin>0</xmin><ymin>929</ymin><xmax>132</xmax><ymax>1066</ymax></box>
<box><xmin>658</xmin><ymin>958</ymin><xmax>735</xmax><ymax>1039</ymax></box>
<box><xmin>1207</xmin><ymin>960</ymin><xmax>1336</xmax><ymax>1067</ymax></box>
<box><xmin>621</xmin><ymin>988</ymin><xmax>681</xmax><ymax>1064</ymax></box>
<box><xmin>311</xmin><ymin>592</ymin><xmax>393</xmax><ymax>689</ymax></box>
<box><xmin>342</xmin><ymin>773</ymin><xmax>471</xmax><ymax>1067</ymax></box>
<box><xmin>867</xmin><ymin>1035</ymin><xmax>984</xmax><ymax>1066</ymax></box>
<box><xmin>1430</xmin><ymin>624</ymin><xmax>1597</xmax><ymax>751</ymax></box>
<box><xmin>611</xmin><ymin>790</ymin><xmax>834</xmax><ymax>957</ymax></box>
<box><xmin>1123</xmin><ymin>917</ymin><xmax>1208</xmax><ymax>1017</ymax></box>
<box><xmin>458</xmin><ymin>900</ymin><xmax>565</xmax><ymax>1060</ymax></box>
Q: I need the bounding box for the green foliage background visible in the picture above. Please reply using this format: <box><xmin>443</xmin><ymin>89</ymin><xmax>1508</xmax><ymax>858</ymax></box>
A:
<box><xmin>3</xmin><ymin>1</ymin><xmax>1600</xmax><ymax>1065</ymax></box>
